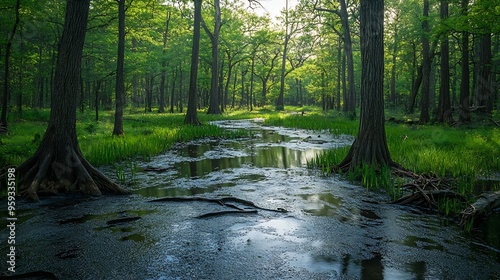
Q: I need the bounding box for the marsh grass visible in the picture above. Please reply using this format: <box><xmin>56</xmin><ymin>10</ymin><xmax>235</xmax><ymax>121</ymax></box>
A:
<box><xmin>271</xmin><ymin>109</ymin><xmax>499</xmax><ymax>206</ymax></box>
<box><xmin>2</xmin><ymin>106</ymin><xmax>498</xmax><ymax>194</ymax></box>
<box><xmin>0</xmin><ymin>109</ymin><xmax>249</xmax><ymax>168</ymax></box>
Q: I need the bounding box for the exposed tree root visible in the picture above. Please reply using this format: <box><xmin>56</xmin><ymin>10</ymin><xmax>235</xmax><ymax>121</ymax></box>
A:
<box><xmin>150</xmin><ymin>196</ymin><xmax>288</xmax><ymax>218</ymax></box>
<box><xmin>16</xmin><ymin>144</ymin><xmax>129</xmax><ymax>201</ymax></box>
<box><xmin>196</xmin><ymin>210</ymin><xmax>258</xmax><ymax>219</ymax></box>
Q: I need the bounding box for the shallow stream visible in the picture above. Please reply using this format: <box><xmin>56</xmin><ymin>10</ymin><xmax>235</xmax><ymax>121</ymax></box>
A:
<box><xmin>2</xmin><ymin>119</ymin><xmax>499</xmax><ymax>279</ymax></box>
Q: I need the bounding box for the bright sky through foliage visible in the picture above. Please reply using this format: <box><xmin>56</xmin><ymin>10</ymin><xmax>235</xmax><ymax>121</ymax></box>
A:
<box><xmin>256</xmin><ymin>0</ymin><xmax>298</xmax><ymax>20</ymax></box>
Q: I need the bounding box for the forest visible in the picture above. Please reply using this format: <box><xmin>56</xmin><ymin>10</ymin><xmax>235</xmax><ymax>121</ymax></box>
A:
<box><xmin>1</xmin><ymin>0</ymin><xmax>500</xmax><ymax>278</ymax></box>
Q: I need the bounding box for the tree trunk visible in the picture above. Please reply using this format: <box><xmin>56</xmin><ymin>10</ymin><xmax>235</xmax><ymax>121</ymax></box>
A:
<box><xmin>437</xmin><ymin>0</ymin><xmax>453</xmax><ymax>123</ymax></box>
<box><xmin>1</xmin><ymin>0</ymin><xmax>21</xmax><ymax>132</ymax></box>
<box><xmin>419</xmin><ymin>0</ymin><xmax>431</xmax><ymax>124</ymax></box>
<box><xmin>206</xmin><ymin>0</ymin><xmax>222</xmax><ymax>114</ymax></box>
<box><xmin>184</xmin><ymin>0</ymin><xmax>201</xmax><ymax>125</ymax></box>
<box><xmin>459</xmin><ymin>0</ymin><xmax>471</xmax><ymax>122</ymax></box>
<box><xmin>340</xmin><ymin>0</ymin><xmax>356</xmax><ymax>115</ymax></box>
<box><xmin>16</xmin><ymin>0</ymin><xmax>128</xmax><ymax>200</ymax></box>
<box><xmin>390</xmin><ymin>17</ymin><xmax>399</xmax><ymax>107</ymax></box>
<box><xmin>336</xmin><ymin>37</ymin><xmax>342</xmax><ymax>110</ymax></box>
<box><xmin>474</xmin><ymin>33</ymin><xmax>493</xmax><ymax>116</ymax></box>
<box><xmin>276</xmin><ymin>35</ymin><xmax>289</xmax><ymax>110</ymax></box>
<box><xmin>338</xmin><ymin>0</ymin><xmax>393</xmax><ymax>171</ymax></box>
<box><xmin>159</xmin><ymin>11</ymin><xmax>171</xmax><ymax>113</ymax></box>
<box><xmin>113</xmin><ymin>0</ymin><xmax>126</xmax><ymax>136</ymax></box>
<box><xmin>170</xmin><ymin>68</ymin><xmax>177</xmax><ymax>113</ymax></box>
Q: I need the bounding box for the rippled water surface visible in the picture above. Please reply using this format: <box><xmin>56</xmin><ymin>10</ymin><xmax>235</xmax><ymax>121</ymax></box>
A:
<box><xmin>2</xmin><ymin>119</ymin><xmax>499</xmax><ymax>279</ymax></box>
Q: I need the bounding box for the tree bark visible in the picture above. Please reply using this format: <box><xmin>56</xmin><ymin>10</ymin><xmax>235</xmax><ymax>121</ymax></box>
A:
<box><xmin>338</xmin><ymin>0</ymin><xmax>393</xmax><ymax>171</ymax></box>
<box><xmin>184</xmin><ymin>0</ymin><xmax>201</xmax><ymax>125</ymax></box>
<box><xmin>16</xmin><ymin>0</ymin><xmax>128</xmax><ymax>200</ymax></box>
<box><xmin>113</xmin><ymin>0</ymin><xmax>126</xmax><ymax>136</ymax></box>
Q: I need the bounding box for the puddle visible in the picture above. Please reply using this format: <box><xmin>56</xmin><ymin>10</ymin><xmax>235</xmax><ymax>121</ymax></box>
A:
<box><xmin>2</xmin><ymin>119</ymin><xmax>499</xmax><ymax>279</ymax></box>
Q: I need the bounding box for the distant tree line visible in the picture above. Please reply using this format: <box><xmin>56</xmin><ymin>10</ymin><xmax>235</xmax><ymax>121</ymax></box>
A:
<box><xmin>1</xmin><ymin>0</ymin><xmax>499</xmax><ymax>127</ymax></box>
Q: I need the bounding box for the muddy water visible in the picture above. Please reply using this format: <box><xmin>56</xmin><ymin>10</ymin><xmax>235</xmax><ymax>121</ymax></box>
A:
<box><xmin>2</xmin><ymin>119</ymin><xmax>500</xmax><ymax>279</ymax></box>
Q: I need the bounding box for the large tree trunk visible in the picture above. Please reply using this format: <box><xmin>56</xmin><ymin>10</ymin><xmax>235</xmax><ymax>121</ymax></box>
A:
<box><xmin>338</xmin><ymin>0</ymin><xmax>393</xmax><ymax>171</ymax></box>
<box><xmin>184</xmin><ymin>0</ymin><xmax>201</xmax><ymax>125</ymax></box>
<box><xmin>113</xmin><ymin>0</ymin><xmax>126</xmax><ymax>136</ymax></box>
<box><xmin>16</xmin><ymin>0</ymin><xmax>128</xmax><ymax>200</ymax></box>
<box><xmin>419</xmin><ymin>0</ymin><xmax>431</xmax><ymax>124</ymax></box>
<box><xmin>437</xmin><ymin>0</ymin><xmax>453</xmax><ymax>123</ymax></box>
<box><xmin>1</xmin><ymin>0</ymin><xmax>21</xmax><ymax>132</ymax></box>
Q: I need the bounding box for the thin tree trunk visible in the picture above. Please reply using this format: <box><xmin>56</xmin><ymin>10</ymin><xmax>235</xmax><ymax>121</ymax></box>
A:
<box><xmin>170</xmin><ymin>68</ymin><xmax>177</xmax><ymax>113</ymax></box>
<box><xmin>206</xmin><ymin>0</ymin><xmax>222</xmax><ymax>114</ymax></box>
<box><xmin>459</xmin><ymin>0</ymin><xmax>470</xmax><ymax>122</ymax></box>
<box><xmin>340</xmin><ymin>0</ymin><xmax>356</xmax><ymax>115</ymax></box>
<box><xmin>113</xmin><ymin>0</ymin><xmax>126</xmax><ymax>136</ymax></box>
<box><xmin>159</xmin><ymin>11</ymin><xmax>171</xmax><ymax>113</ymax></box>
<box><xmin>1</xmin><ymin>0</ymin><xmax>21</xmax><ymax>131</ymax></box>
<box><xmin>437</xmin><ymin>0</ymin><xmax>453</xmax><ymax>123</ymax></box>
<box><xmin>419</xmin><ymin>0</ymin><xmax>431</xmax><ymax>124</ymax></box>
<box><xmin>390</xmin><ymin>17</ymin><xmax>399</xmax><ymax>107</ymax></box>
<box><xmin>337</xmin><ymin>37</ymin><xmax>342</xmax><ymax>110</ymax></box>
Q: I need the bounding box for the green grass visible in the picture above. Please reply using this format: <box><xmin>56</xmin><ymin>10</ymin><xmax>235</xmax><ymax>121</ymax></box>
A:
<box><xmin>264</xmin><ymin>109</ymin><xmax>500</xmax><ymax>208</ymax></box>
<box><xmin>0</xmin><ymin>108</ymin><xmax>249</xmax><ymax>168</ymax></box>
<box><xmin>2</xmin><ymin>106</ymin><xmax>499</xmax><ymax>186</ymax></box>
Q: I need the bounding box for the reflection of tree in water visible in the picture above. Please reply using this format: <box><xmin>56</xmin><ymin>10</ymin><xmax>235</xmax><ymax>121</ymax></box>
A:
<box><xmin>361</xmin><ymin>252</ymin><xmax>383</xmax><ymax>280</ymax></box>
<box><xmin>188</xmin><ymin>144</ymin><xmax>199</xmax><ymax>178</ymax></box>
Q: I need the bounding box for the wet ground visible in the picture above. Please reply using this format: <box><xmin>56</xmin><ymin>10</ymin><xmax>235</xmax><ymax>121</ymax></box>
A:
<box><xmin>2</xmin><ymin>119</ymin><xmax>500</xmax><ymax>279</ymax></box>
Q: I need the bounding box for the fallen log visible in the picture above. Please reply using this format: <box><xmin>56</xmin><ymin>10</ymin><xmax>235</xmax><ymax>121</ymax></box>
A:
<box><xmin>460</xmin><ymin>191</ymin><xmax>500</xmax><ymax>227</ymax></box>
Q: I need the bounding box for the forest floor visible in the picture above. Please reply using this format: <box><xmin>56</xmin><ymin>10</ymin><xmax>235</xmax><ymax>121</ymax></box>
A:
<box><xmin>1</xmin><ymin>117</ymin><xmax>499</xmax><ymax>279</ymax></box>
